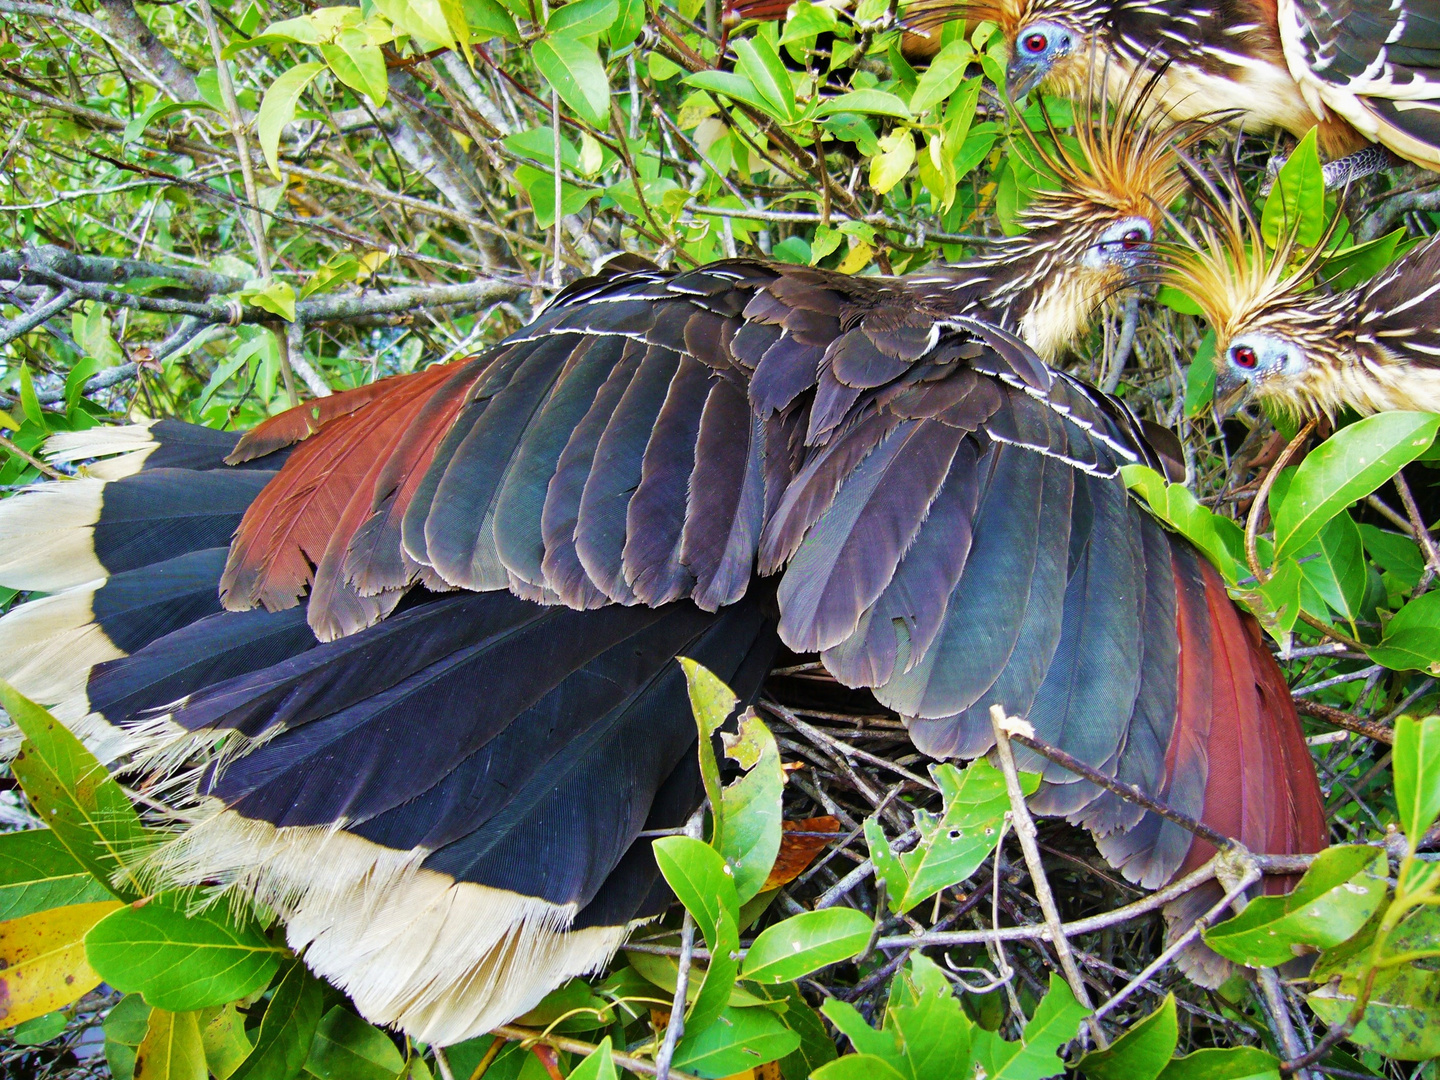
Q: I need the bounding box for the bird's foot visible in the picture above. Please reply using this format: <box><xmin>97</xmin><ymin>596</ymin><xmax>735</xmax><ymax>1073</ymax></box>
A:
<box><xmin>1259</xmin><ymin>144</ymin><xmax>1398</xmax><ymax>194</ymax></box>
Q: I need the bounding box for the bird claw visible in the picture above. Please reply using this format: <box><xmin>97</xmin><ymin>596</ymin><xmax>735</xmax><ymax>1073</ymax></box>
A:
<box><xmin>1260</xmin><ymin>144</ymin><xmax>1395</xmax><ymax>195</ymax></box>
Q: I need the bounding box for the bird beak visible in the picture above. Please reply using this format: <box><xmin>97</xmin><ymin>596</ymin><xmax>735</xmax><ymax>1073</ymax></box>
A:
<box><xmin>1212</xmin><ymin>375</ymin><xmax>1253</xmax><ymax>420</ymax></box>
<box><xmin>1006</xmin><ymin>62</ymin><xmax>1045</xmax><ymax>101</ymax></box>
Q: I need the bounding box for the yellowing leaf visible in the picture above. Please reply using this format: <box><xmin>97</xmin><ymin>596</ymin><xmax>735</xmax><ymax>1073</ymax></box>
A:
<box><xmin>869</xmin><ymin>129</ymin><xmax>914</xmax><ymax>194</ymax></box>
<box><xmin>0</xmin><ymin>901</ymin><xmax>122</xmax><ymax>1028</ymax></box>
<box><xmin>134</xmin><ymin>1009</ymin><xmax>208</xmax><ymax>1080</ymax></box>
<box><xmin>256</xmin><ymin>62</ymin><xmax>325</xmax><ymax>178</ymax></box>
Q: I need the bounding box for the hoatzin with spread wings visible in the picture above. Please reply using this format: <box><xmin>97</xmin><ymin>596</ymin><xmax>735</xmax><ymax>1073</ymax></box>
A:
<box><xmin>943</xmin><ymin>0</ymin><xmax>1440</xmax><ymax>184</ymax></box>
<box><xmin>0</xmin><ymin>90</ymin><xmax>1323</xmax><ymax>1045</ymax></box>
<box><xmin>1166</xmin><ymin>189</ymin><xmax>1440</xmax><ymax>417</ymax></box>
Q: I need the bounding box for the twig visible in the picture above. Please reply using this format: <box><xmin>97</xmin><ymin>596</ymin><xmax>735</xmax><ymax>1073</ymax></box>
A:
<box><xmin>1394</xmin><ymin>471</ymin><xmax>1440</xmax><ymax>592</ymax></box>
<box><xmin>1292</xmin><ymin>700</ymin><xmax>1395</xmax><ymax>745</ymax></box>
<box><xmin>1257</xmin><ymin>967</ymin><xmax>1313</xmax><ymax>1080</ymax></box>
<box><xmin>0</xmin><ymin>286</ymin><xmax>77</xmax><ymax>347</ymax></box>
<box><xmin>1102</xmin><ymin>293</ymin><xmax>1139</xmax><ymax>394</ymax></box>
<box><xmin>1008</xmin><ymin>733</ymin><xmax>1233</xmax><ymax>849</ymax></box>
<box><xmin>990</xmin><ymin>707</ymin><xmax>1107</xmax><ymax>1048</ymax></box>
<box><xmin>656</xmin><ymin>809</ymin><xmax>704</xmax><ymax>1080</ymax></box>
<box><xmin>1246</xmin><ymin>420</ymin><xmax>1317</xmax><ymax>585</ymax></box>
<box><xmin>195</xmin><ymin>0</ymin><xmax>269</xmax><ymax>278</ymax></box>
<box><xmin>1091</xmin><ymin>857</ymin><xmax>1262</xmax><ymax>1021</ymax></box>
<box><xmin>0</xmin><ymin>432</ymin><xmax>67</xmax><ymax>479</ymax></box>
<box><xmin>490</xmin><ymin>1027</ymin><xmax>701</xmax><ymax>1080</ymax></box>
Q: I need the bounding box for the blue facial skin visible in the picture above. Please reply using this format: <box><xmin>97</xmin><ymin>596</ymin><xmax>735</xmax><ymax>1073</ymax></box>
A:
<box><xmin>1006</xmin><ymin>21</ymin><xmax>1075</xmax><ymax>99</ymax></box>
<box><xmin>1213</xmin><ymin>333</ymin><xmax>1306</xmax><ymax>416</ymax></box>
<box><xmin>1082</xmin><ymin>217</ymin><xmax>1154</xmax><ymax>273</ymax></box>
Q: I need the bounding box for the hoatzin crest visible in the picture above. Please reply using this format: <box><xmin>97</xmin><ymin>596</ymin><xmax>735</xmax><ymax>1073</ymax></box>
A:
<box><xmin>951</xmin><ymin>0</ymin><xmax>1440</xmax><ymax>182</ymax></box>
<box><xmin>0</xmin><ymin>97</ymin><xmax>1323</xmax><ymax>1044</ymax></box>
<box><xmin>1166</xmin><ymin>192</ymin><xmax>1440</xmax><ymax>417</ymax></box>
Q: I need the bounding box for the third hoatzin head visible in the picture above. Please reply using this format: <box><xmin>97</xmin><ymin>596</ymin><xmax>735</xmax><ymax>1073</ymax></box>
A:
<box><xmin>947</xmin><ymin>0</ymin><xmax>1440</xmax><ymax>184</ymax></box>
<box><xmin>904</xmin><ymin>66</ymin><xmax>1221</xmax><ymax>360</ymax></box>
<box><xmin>1167</xmin><ymin>194</ymin><xmax>1440</xmax><ymax>418</ymax></box>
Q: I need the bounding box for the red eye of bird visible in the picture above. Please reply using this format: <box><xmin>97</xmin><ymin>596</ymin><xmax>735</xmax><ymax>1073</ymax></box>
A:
<box><xmin>1231</xmin><ymin>345</ymin><xmax>1259</xmax><ymax>369</ymax></box>
<box><xmin>1122</xmin><ymin>228</ymin><xmax>1146</xmax><ymax>249</ymax></box>
<box><xmin>1024</xmin><ymin>32</ymin><xmax>1048</xmax><ymax>52</ymax></box>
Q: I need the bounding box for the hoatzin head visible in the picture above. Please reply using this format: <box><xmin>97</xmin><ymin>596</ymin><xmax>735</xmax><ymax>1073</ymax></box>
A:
<box><xmin>1167</xmin><ymin>196</ymin><xmax>1440</xmax><ymax>418</ymax></box>
<box><xmin>938</xmin><ymin>67</ymin><xmax>1218</xmax><ymax>361</ymax></box>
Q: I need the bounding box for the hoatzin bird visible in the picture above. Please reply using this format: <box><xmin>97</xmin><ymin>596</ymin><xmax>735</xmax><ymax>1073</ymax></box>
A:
<box><xmin>951</xmin><ymin>0</ymin><xmax>1440</xmax><ymax>184</ymax></box>
<box><xmin>0</xmin><ymin>94</ymin><xmax>1323</xmax><ymax>1045</ymax></box>
<box><xmin>1166</xmin><ymin>191</ymin><xmax>1440</xmax><ymax>417</ymax></box>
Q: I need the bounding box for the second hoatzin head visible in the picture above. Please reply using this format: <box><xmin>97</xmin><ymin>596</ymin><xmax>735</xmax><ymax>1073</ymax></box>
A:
<box><xmin>1167</xmin><ymin>192</ymin><xmax>1440</xmax><ymax>418</ymax></box>
<box><xmin>905</xmin><ymin>67</ymin><xmax>1219</xmax><ymax>360</ymax></box>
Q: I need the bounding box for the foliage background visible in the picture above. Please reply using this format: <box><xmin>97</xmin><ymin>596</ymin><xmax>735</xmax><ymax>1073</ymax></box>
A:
<box><xmin>1</xmin><ymin>0</ymin><xmax>1439</xmax><ymax>1077</ymax></box>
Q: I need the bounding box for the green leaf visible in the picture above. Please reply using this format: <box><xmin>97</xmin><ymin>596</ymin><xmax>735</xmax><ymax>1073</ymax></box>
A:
<box><xmin>201</xmin><ymin>1004</ymin><xmax>253</xmax><ymax>1080</ymax></box>
<box><xmin>134</xmin><ymin>1009</ymin><xmax>208</xmax><ymax>1080</ymax></box>
<box><xmin>2</xmin><ymin>682</ymin><xmax>151</xmax><ymax>900</ymax></box>
<box><xmin>1369</xmin><ymin>591</ymin><xmax>1440</xmax><ymax>674</ymax></box>
<box><xmin>1122</xmin><ymin>465</ymin><xmax>1246</xmax><ymax>581</ymax></box>
<box><xmin>886</xmin><ymin>953</ymin><xmax>974</xmax><ymax>1080</ymax></box>
<box><xmin>372</xmin><ymin>0</ymin><xmax>454</xmax><ymax>46</ymax></box>
<box><xmin>606</xmin><ymin>0</ymin><xmax>643</xmax><ymax>45</ymax></box>
<box><xmin>1309</xmin><ymin>964</ymin><xmax>1440</xmax><ymax>1062</ymax></box>
<box><xmin>671</xmin><ymin>1004</ymin><xmax>801</xmax><ymax>1078</ymax></box>
<box><xmin>85</xmin><ymin>893</ymin><xmax>284</xmax><ymax>1012</ymax></box>
<box><xmin>813</xmin><ymin>90</ymin><xmax>911</xmax><ymax>119</ymax></box>
<box><xmin>0</xmin><ymin>829</ymin><xmax>114</xmax><ymax>921</ymax></box>
<box><xmin>1360</xmin><ymin>525</ymin><xmax>1424</xmax><ymax>590</ymax></box>
<box><xmin>973</xmin><ymin>975</ymin><xmax>1087</xmax><ymax>1080</ymax></box>
<box><xmin>1184</xmin><ymin>329</ymin><xmax>1216</xmax><ymax>418</ymax></box>
<box><xmin>679</xmin><ymin>657</ymin><xmax>737</xmax><ymax>853</ymax></box>
<box><xmin>533</xmin><ymin>34</ymin><xmax>610</xmax><ymax>127</ymax></box>
<box><xmin>256</xmin><ymin>61</ymin><xmax>325</xmax><ymax>178</ymax></box>
<box><xmin>812</xmin><ymin>1055</ymin><xmax>910</xmax><ymax>1080</ymax></box>
<box><xmin>869</xmin><ymin>128</ymin><xmax>915</xmax><ymax>195</ymax></box>
<box><xmin>514</xmin><ymin>165</ymin><xmax>600</xmax><ymax>229</ymax></box>
<box><xmin>719</xmin><ymin>709</ymin><xmax>784</xmax><ymax>904</ymax></box>
<box><xmin>1394</xmin><ymin>714</ymin><xmax>1440</xmax><ymax>842</ymax></box>
<box><xmin>12</xmin><ymin>1010</ymin><xmax>68</xmax><ymax>1046</ymax></box>
<box><xmin>1261</xmin><ymin>128</ymin><xmax>1325</xmax><ymax>248</ymax></box>
<box><xmin>230</xmin><ymin>962</ymin><xmax>323</xmax><ymax>1080</ymax></box>
<box><xmin>683</xmin><ymin>71</ymin><xmax>774</xmax><ymax>115</ymax></box>
<box><xmin>1077</xmin><ymin>995</ymin><xmax>1176</xmax><ymax>1080</ymax></box>
<box><xmin>1204</xmin><ymin>846</ymin><xmax>1388</xmax><ymax>967</ymax></box>
<box><xmin>1297</xmin><ymin>512</ymin><xmax>1366</xmax><ymax>626</ymax></box>
<box><xmin>908</xmin><ymin>39</ymin><xmax>972</xmax><ymax>113</ymax></box>
<box><xmin>567</xmin><ymin>1037</ymin><xmax>618</xmax><ymax>1080</ymax></box>
<box><xmin>869</xmin><ymin>759</ymin><xmax>1031</xmax><ymax>913</ymax></box>
<box><xmin>303</xmin><ymin>1007</ymin><xmax>404</xmax><ymax>1080</ymax></box>
<box><xmin>1272</xmin><ymin>412</ymin><xmax>1440</xmax><ymax>560</ymax></box>
<box><xmin>105</xmin><ymin>993</ymin><xmax>153</xmax><ymax>1080</ymax></box>
<box><xmin>19</xmin><ymin>364</ymin><xmax>42</xmax><ymax>428</ymax></box>
<box><xmin>464</xmin><ymin>0</ymin><xmax>521</xmax><ymax>41</ymax></box>
<box><xmin>734</xmin><ymin>37</ymin><xmax>797</xmax><ymax>122</ymax></box>
<box><xmin>123</xmin><ymin>99</ymin><xmax>218</xmax><ymax>145</ymax></box>
<box><xmin>1326</xmin><ymin>228</ymin><xmax>1405</xmax><ymax>292</ymax></box>
<box><xmin>320</xmin><ymin>31</ymin><xmax>388</xmax><ymax>106</ymax></box>
<box><xmin>685</xmin><ymin>904</ymin><xmax>740</xmax><ymax>1037</ymax></box>
<box><xmin>744</xmin><ymin>982</ymin><xmax>836</xmax><ymax>1080</ymax></box>
<box><xmin>246</xmin><ymin>279</ymin><xmax>296</xmax><ymax>322</ymax></box>
<box><xmin>653</xmin><ymin>836</ymin><xmax>739</xmax><ymax>946</ymax></box>
<box><xmin>1157</xmin><ymin>1046</ymin><xmax>1281</xmax><ymax>1080</ymax></box>
<box><xmin>740</xmin><ymin>908</ymin><xmax>873</xmax><ymax>983</ymax></box>
<box><xmin>546</xmin><ymin>0</ymin><xmax>618</xmax><ymax>39</ymax></box>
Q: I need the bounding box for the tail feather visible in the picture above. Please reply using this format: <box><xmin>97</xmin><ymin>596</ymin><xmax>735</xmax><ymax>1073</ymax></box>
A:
<box><xmin>45</xmin><ymin>419</ymin><xmax>285</xmax><ymax>479</ymax></box>
<box><xmin>136</xmin><ymin>589</ymin><xmax>777</xmax><ymax>1045</ymax></box>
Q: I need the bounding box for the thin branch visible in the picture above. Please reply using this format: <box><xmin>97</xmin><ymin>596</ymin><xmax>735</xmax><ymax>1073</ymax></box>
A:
<box><xmin>990</xmin><ymin>707</ymin><xmax>1107</xmax><ymax>1048</ymax></box>
<box><xmin>0</xmin><ymin>286</ymin><xmax>76</xmax><ymax>347</ymax></box>
<box><xmin>491</xmin><ymin>1027</ymin><xmax>701</xmax><ymax>1080</ymax></box>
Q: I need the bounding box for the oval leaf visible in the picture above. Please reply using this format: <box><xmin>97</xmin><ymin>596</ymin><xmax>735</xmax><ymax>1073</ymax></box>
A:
<box><xmin>1204</xmin><ymin>846</ymin><xmax>1387</xmax><ymax>967</ymax></box>
<box><xmin>0</xmin><ymin>900</ymin><xmax>122</xmax><ymax>1029</ymax></box>
<box><xmin>741</xmin><ymin>908</ymin><xmax>873</xmax><ymax>983</ymax></box>
<box><xmin>86</xmin><ymin>894</ymin><xmax>285</xmax><ymax>1012</ymax></box>
<box><xmin>652</xmin><ymin>835</ymin><xmax>739</xmax><ymax>945</ymax></box>
<box><xmin>1272</xmin><ymin>412</ymin><xmax>1440</xmax><ymax>560</ymax></box>
<box><xmin>256</xmin><ymin>62</ymin><xmax>325</xmax><ymax>178</ymax></box>
<box><xmin>532</xmin><ymin>35</ymin><xmax>609</xmax><ymax>127</ymax></box>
